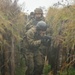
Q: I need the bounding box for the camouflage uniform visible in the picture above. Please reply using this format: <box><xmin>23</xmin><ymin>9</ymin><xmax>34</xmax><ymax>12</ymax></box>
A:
<box><xmin>24</xmin><ymin>27</ymin><xmax>47</xmax><ymax>75</ymax></box>
<box><xmin>33</xmin><ymin>8</ymin><xmax>45</xmax><ymax>25</ymax></box>
<box><xmin>25</xmin><ymin>8</ymin><xmax>45</xmax><ymax>32</ymax></box>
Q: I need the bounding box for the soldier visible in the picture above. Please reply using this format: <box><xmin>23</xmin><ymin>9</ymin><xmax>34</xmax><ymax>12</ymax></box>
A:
<box><xmin>28</xmin><ymin>12</ymin><xmax>34</xmax><ymax>21</ymax></box>
<box><xmin>33</xmin><ymin>8</ymin><xmax>45</xmax><ymax>25</ymax></box>
<box><xmin>25</xmin><ymin>8</ymin><xmax>45</xmax><ymax>31</ymax></box>
<box><xmin>24</xmin><ymin>21</ymin><xmax>51</xmax><ymax>75</ymax></box>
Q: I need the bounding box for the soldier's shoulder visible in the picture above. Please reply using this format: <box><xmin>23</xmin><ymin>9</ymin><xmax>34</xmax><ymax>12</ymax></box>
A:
<box><xmin>28</xmin><ymin>27</ymin><xmax>36</xmax><ymax>32</ymax></box>
<box><xmin>26</xmin><ymin>27</ymin><xmax>36</xmax><ymax>35</ymax></box>
<box><xmin>26</xmin><ymin>19</ymin><xmax>33</xmax><ymax>25</ymax></box>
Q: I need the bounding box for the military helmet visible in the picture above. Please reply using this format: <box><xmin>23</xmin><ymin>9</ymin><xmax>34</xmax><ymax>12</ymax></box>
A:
<box><xmin>34</xmin><ymin>8</ymin><xmax>43</xmax><ymax>14</ymax></box>
<box><xmin>30</xmin><ymin>12</ymin><xmax>34</xmax><ymax>16</ymax></box>
<box><xmin>36</xmin><ymin>21</ymin><xmax>47</xmax><ymax>31</ymax></box>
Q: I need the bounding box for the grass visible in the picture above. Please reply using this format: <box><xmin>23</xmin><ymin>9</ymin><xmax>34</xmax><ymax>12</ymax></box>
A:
<box><xmin>43</xmin><ymin>64</ymin><xmax>51</xmax><ymax>75</ymax></box>
<box><xmin>60</xmin><ymin>67</ymin><xmax>75</xmax><ymax>75</ymax></box>
<box><xmin>15</xmin><ymin>58</ymin><xmax>26</xmax><ymax>75</ymax></box>
<box><xmin>43</xmin><ymin>64</ymin><xmax>75</xmax><ymax>75</ymax></box>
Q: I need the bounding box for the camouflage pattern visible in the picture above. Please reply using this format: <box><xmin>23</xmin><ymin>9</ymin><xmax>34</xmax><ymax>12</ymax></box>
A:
<box><xmin>34</xmin><ymin>8</ymin><xmax>43</xmax><ymax>14</ymax></box>
<box><xmin>25</xmin><ymin>19</ymin><xmax>34</xmax><ymax>32</ymax></box>
<box><xmin>24</xmin><ymin>27</ymin><xmax>47</xmax><ymax>75</ymax></box>
<box><xmin>25</xmin><ymin>8</ymin><xmax>45</xmax><ymax>32</ymax></box>
<box><xmin>32</xmin><ymin>17</ymin><xmax>45</xmax><ymax>25</ymax></box>
<box><xmin>25</xmin><ymin>16</ymin><xmax>45</xmax><ymax>32</ymax></box>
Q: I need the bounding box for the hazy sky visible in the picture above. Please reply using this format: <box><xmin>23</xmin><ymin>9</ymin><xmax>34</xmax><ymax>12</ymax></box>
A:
<box><xmin>18</xmin><ymin>0</ymin><xmax>73</xmax><ymax>13</ymax></box>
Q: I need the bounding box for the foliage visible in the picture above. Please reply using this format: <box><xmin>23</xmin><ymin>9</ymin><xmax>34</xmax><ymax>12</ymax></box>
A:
<box><xmin>0</xmin><ymin>0</ymin><xmax>75</xmax><ymax>75</ymax></box>
<box><xmin>15</xmin><ymin>58</ymin><xmax>26</xmax><ymax>75</ymax></box>
<box><xmin>60</xmin><ymin>67</ymin><xmax>75</xmax><ymax>75</ymax></box>
<box><xmin>46</xmin><ymin>5</ymin><xmax>75</xmax><ymax>48</ymax></box>
<box><xmin>43</xmin><ymin>64</ymin><xmax>51</xmax><ymax>75</ymax></box>
<box><xmin>0</xmin><ymin>0</ymin><xmax>26</xmax><ymax>75</ymax></box>
<box><xmin>46</xmin><ymin>4</ymin><xmax>75</xmax><ymax>74</ymax></box>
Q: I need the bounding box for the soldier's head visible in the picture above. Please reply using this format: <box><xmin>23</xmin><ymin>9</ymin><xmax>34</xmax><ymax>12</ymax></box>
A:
<box><xmin>34</xmin><ymin>8</ymin><xmax>43</xmax><ymax>19</ymax></box>
<box><xmin>36</xmin><ymin>21</ymin><xmax>47</xmax><ymax>36</ymax></box>
<box><xmin>29</xmin><ymin>12</ymin><xmax>34</xmax><ymax>19</ymax></box>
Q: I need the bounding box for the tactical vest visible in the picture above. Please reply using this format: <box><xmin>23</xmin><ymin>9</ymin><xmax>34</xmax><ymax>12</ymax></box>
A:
<box><xmin>25</xmin><ymin>17</ymin><xmax>45</xmax><ymax>32</ymax></box>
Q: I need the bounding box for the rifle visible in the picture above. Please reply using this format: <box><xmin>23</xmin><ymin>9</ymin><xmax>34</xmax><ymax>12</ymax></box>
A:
<box><xmin>41</xmin><ymin>35</ymin><xmax>52</xmax><ymax>46</ymax></box>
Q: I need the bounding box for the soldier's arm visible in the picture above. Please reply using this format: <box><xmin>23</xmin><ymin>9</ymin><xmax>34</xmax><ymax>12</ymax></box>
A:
<box><xmin>26</xmin><ymin>30</ymin><xmax>41</xmax><ymax>47</ymax></box>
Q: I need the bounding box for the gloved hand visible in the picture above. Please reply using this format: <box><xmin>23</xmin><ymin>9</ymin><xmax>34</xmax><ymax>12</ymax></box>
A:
<box><xmin>41</xmin><ymin>36</ymin><xmax>51</xmax><ymax>46</ymax></box>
